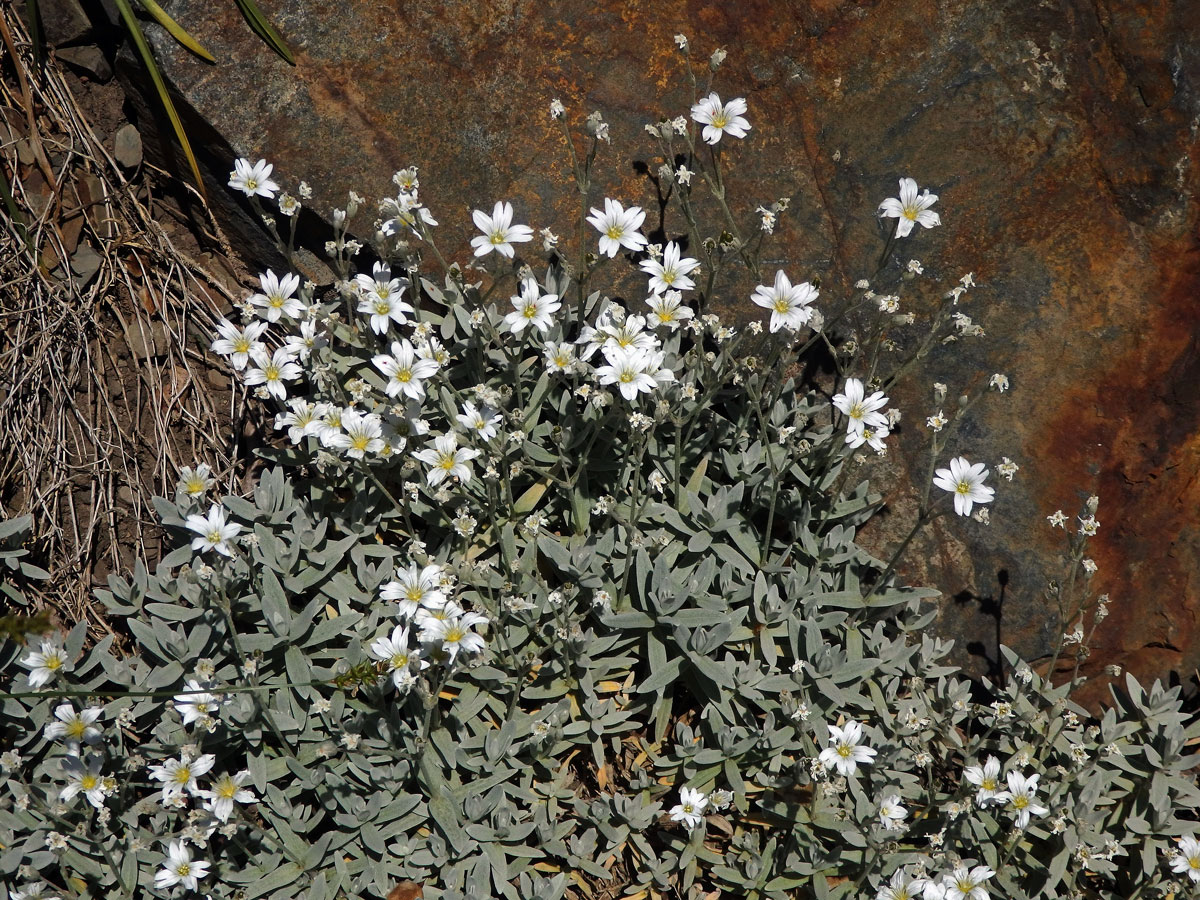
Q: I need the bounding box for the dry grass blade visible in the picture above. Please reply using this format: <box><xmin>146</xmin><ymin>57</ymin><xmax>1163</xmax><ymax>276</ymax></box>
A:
<box><xmin>0</xmin><ymin>6</ymin><xmax>247</xmax><ymax>634</ymax></box>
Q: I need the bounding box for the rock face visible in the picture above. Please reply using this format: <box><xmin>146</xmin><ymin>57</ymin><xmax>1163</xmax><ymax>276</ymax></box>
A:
<box><xmin>137</xmin><ymin>0</ymin><xmax>1199</xmax><ymax>699</ymax></box>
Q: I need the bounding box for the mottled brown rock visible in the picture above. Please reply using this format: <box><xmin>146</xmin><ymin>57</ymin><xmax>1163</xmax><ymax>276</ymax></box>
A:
<box><xmin>134</xmin><ymin>0</ymin><xmax>1200</xmax><ymax>701</ymax></box>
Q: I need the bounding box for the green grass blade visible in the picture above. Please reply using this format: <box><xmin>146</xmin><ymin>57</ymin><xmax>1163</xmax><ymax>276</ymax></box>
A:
<box><xmin>232</xmin><ymin>0</ymin><xmax>295</xmax><ymax>65</ymax></box>
<box><xmin>25</xmin><ymin>0</ymin><xmax>43</xmax><ymax>69</ymax></box>
<box><xmin>0</xmin><ymin>161</ymin><xmax>31</xmax><ymax>255</ymax></box>
<box><xmin>138</xmin><ymin>0</ymin><xmax>216</xmax><ymax>62</ymax></box>
<box><xmin>113</xmin><ymin>0</ymin><xmax>207</xmax><ymax>198</ymax></box>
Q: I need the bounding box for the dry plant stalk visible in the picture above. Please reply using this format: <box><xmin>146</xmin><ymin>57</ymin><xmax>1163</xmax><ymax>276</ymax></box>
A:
<box><xmin>0</xmin><ymin>6</ymin><xmax>246</xmax><ymax>632</ymax></box>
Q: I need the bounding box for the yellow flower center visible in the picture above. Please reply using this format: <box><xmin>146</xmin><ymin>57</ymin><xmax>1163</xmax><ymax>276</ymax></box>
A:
<box><xmin>375</xmin><ymin>301</ymin><xmax>391</xmax><ymax>315</ymax></box>
<box><xmin>848</xmin><ymin>402</ymin><xmax>865</xmax><ymax>420</ymax></box>
<box><xmin>233</xmin><ymin>336</ymin><xmax>250</xmax><ymax>353</ymax></box>
<box><xmin>218</xmin><ymin>781</ymin><xmax>238</xmax><ymax>799</ymax></box>
<box><xmin>396</xmin><ymin>370</ymin><xmax>412</xmax><ymax>383</ymax></box>
<box><xmin>712</xmin><ymin>112</ymin><xmax>728</xmax><ymax>128</ymax></box>
<box><xmin>903</xmin><ymin>205</ymin><xmax>918</xmax><ymax>221</ymax></box>
<box><xmin>490</xmin><ymin>231</ymin><xmax>506</xmax><ymax>245</ymax></box>
<box><xmin>605</xmin><ymin>225</ymin><xmax>624</xmax><ymax>239</ymax></box>
<box><xmin>1013</xmin><ymin>795</ymin><xmax>1029</xmax><ymax>809</ymax></box>
<box><xmin>444</xmin><ymin>626</ymin><xmax>466</xmax><ymax>643</ymax></box>
<box><xmin>773</xmin><ymin>299</ymin><xmax>790</xmax><ymax>313</ymax></box>
<box><xmin>173</xmin><ymin>766</ymin><xmax>192</xmax><ymax>784</ymax></box>
<box><xmin>245</xmin><ymin>179</ymin><xmax>258</xmax><ymax>191</ymax></box>
<box><xmin>264</xmin><ymin>364</ymin><xmax>280</xmax><ymax>381</ymax></box>
<box><xmin>269</xmin><ymin>294</ymin><xmax>285</xmax><ymax>308</ymax></box>
<box><xmin>837</xmin><ymin>745</ymin><xmax>852</xmax><ymax>758</ymax></box>
<box><xmin>620</xmin><ymin>372</ymin><xmax>634</xmax><ymax>383</ymax></box>
<box><xmin>67</xmin><ymin>720</ymin><xmax>87</xmax><ymax>738</ymax></box>
<box><xmin>982</xmin><ymin>777</ymin><xmax>996</xmax><ymax>791</ymax></box>
<box><xmin>178</xmin><ymin>862</ymin><xmax>191</xmax><ymax>877</ymax></box>
<box><xmin>352</xmin><ymin>434</ymin><xmax>370</xmax><ymax>452</ymax></box>
<box><xmin>956</xmin><ymin>481</ymin><xmax>971</xmax><ymax>495</ymax></box>
<box><xmin>523</xmin><ymin>305</ymin><xmax>537</xmax><ymax>318</ymax></box>
<box><xmin>439</xmin><ymin>456</ymin><xmax>456</xmax><ymax>470</ymax></box>
<box><xmin>46</xmin><ymin>655</ymin><xmax>62</xmax><ymax>670</ymax></box>
<box><xmin>81</xmin><ymin>774</ymin><xmax>98</xmax><ymax>790</ymax></box>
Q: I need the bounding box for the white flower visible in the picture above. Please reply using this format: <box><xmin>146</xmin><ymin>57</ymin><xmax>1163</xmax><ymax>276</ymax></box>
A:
<box><xmin>355</xmin><ymin>266</ymin><xmax>412</xmax><ymax>335</ymax></box>
<box><xmin>504</xmin><ymin>277</ymin><xmax>562</xmax><ymax>334</ymax></box>
<box><xmin>156</xmin><ymin>840</ymin><xmax>211</xmax><ymax>892</ymax></box>
<box><xmin>876</xmin><ymin>868</ymin><xmax>926</xmax><ymax>900</ymax></box>
<box><xmin>148</xmin><ymin>753</ymin><xmax>215</xmax><ymax>801</ymax></box>
<box><xmin>184</xmin><ymin>504</ymin><xmax>242</xmax><ymax>557</ymax></box>
<box><xmin>413</xmin><ymin>433</ymin><xmax>481</xmax><ymax>485</ymax></box>
<box><xmin>832</xmin><ymin>378</ymin><xmax>889</xmax><ymax>436</ymax></box>
<box><xmin>45</xmin><ymin>703</ymin><xmax>103</xmax><ymax>751</ymax></box>
<box><xmin>1005</xmin><ymin>771</ymin><xmax>1048</xmax><ymax>828</ymax></box>
<box><xmin>274</xmin><ymin>398</ymin><xmax>324</xmax><ymax>444</ymax></box>
<box><xmin>751</xmin><ymin>271</ymin><xmax>818</xmax><ymax>333</ymax></box>
<box><xmin>549</xmin><ymin>98</ymin><xmax>565</xmax><ymax>119</ymax></box>
<box><xmin>244</xmin><ymin>347</ymin><xmax>302</xmax><ymax>401</ymax></box>
<box><xmin>197</xmin><ymin>770</ymin><xmax>256</xmax><ymax>822</ymax></box>
<box><xmin>380</xmin><ymin>563</ymin><xmax>447</xmax><ymax>617</ymax></box>
<box><xmin>1171</xmin><ymin>835</ymin><xmax>1200</xmax><ymax>883</ymax></box>
<box><xmin>878</xmin><ymin>793</ymin><xmax>907</xmax><ymax>829</ymax></box>
<box><xmin>640</xmin><ymin>241</ymin><xmax>700</xmax><ymax>294</ymax></box>
<box><xmin>457</xmin><ymin>401</ymin><xmax>501</xmax><ymax>442</ymax></box>
<box><xmin>933</xmin><ymin>457</ymin><xmax>995</xmax><ymax>517</ymax></box>
<box><xmin>177</xmin><ymin>463</ymin><xmax>216</xmax><ymax>499</ymax></box>
<box><xmin>21</xmin><ymin>641</ymin><xmax>72</xmax><ymax>689</ymax></box>
<box><xmin>586</xmin><ymin>198</ymin><xmax>647</xmax><ymax>258</ymax></box>
<box><xmin>420</xmin><ymin>612</ymin><xmax>489</xmax><ymax>661</ymax></box>
<box><xmin>645</xmin><ymin>290</ymin><xmax>694</xmax><ymax>330</ymax></box>
<box><xmin>846</xmin><ymin>424</ymin><xmax>889</xmax><ymax>453</ymax></box>
<box><xmin>690</xmin><ymin>93</ymin><xmax>751</xmax><ymax>145</ymax></box>
<box><xmin>878</xmin><ymin>177</ymin><xmax>941</xmax><ymax>238</ymax></box>
<box><xmin>543</xmin><ymin>341</ymin><xmax>577</xmax><ymax>373</ymax></box>
<box><xmin>173</xmin><ymin>679</ymin><xmax>226</xmax><ymax>727</ymax></box>
<box><xmin>248</xmin><ymin>270</ymin><xmax>304</xmax><ymax>322</ymax></box>
<box><xmin>11</xmin><ymin>882</ymin><xmax>60</xmax><ymax>900</ymax></box>
<box><xmin>578</xmin><ymin>307</ymin><xmax>659</xmax><ymax>359</ymax></box>
<box><xmin>594</xmin><ymin>347</ymin><xmax>658</xmax><ymax>403</ymax></box>
<box><xmin>372</xmin><ymin>339</ymin><xmax>440</xmax><ymax>400</ymax></box>
<box><xmin>669</xmin><ymin>786</ymin><xmax>708</xmax><ymax>830</ymax></box>
<box><xmin>324</xmin><ymin>408</ymin><xmax>385</xmax><ymax>459</ymax></box>
<box><xmin>997</xmin><ymin>457</ymin><xmax>1019</xmax><ymax>480</ymax></box>
<box><xmin>818</xmin><ymin>720</ymin><xmax>877</xmax><ymax>777</ymax></box>
<box><xmin>210</xmin><ymin>318</ymin><xmax>268</xmax><ymax>370</ymax></box>
<box><xmin>368</xmin><ymin>625</ymin><xmax>428</xmax><ymax>690</ymax></box>
<box><xmin>989</xmin><ymin>373</ymin><xmax>1009</xmax><ymax>392</ymax></box>
<box><xmin>227</xmin><ymin>158</ymin><xmax>278</xmax><ymax>199</ymax></box>
<box><xmin>963</xmin><ymin>755</ymin><xmax>1009</xmax><ymax>806</ymax></box>
<box><xmin>1078</xmin><ymin>514</ymin><xmax>1100</xmax><ymax>536</ymax></box>
<box><xmin>470</xmin><ymin>201</ymin><xmax>534</xmax><ymax>258</ymax></box>
<box><xmin>380</xmin><ymin>192</ymin><xmax>438</xmax><ymax>237</ymax></box>
<box><xmin>941</xmin><ymin>865</ymin><xmax>994</xmax><ymax>900</ymax></box>
<box><xmin>60</xmin><ymin>754</ymin><xmax>108</xmax><ymax>808</ymax></box>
